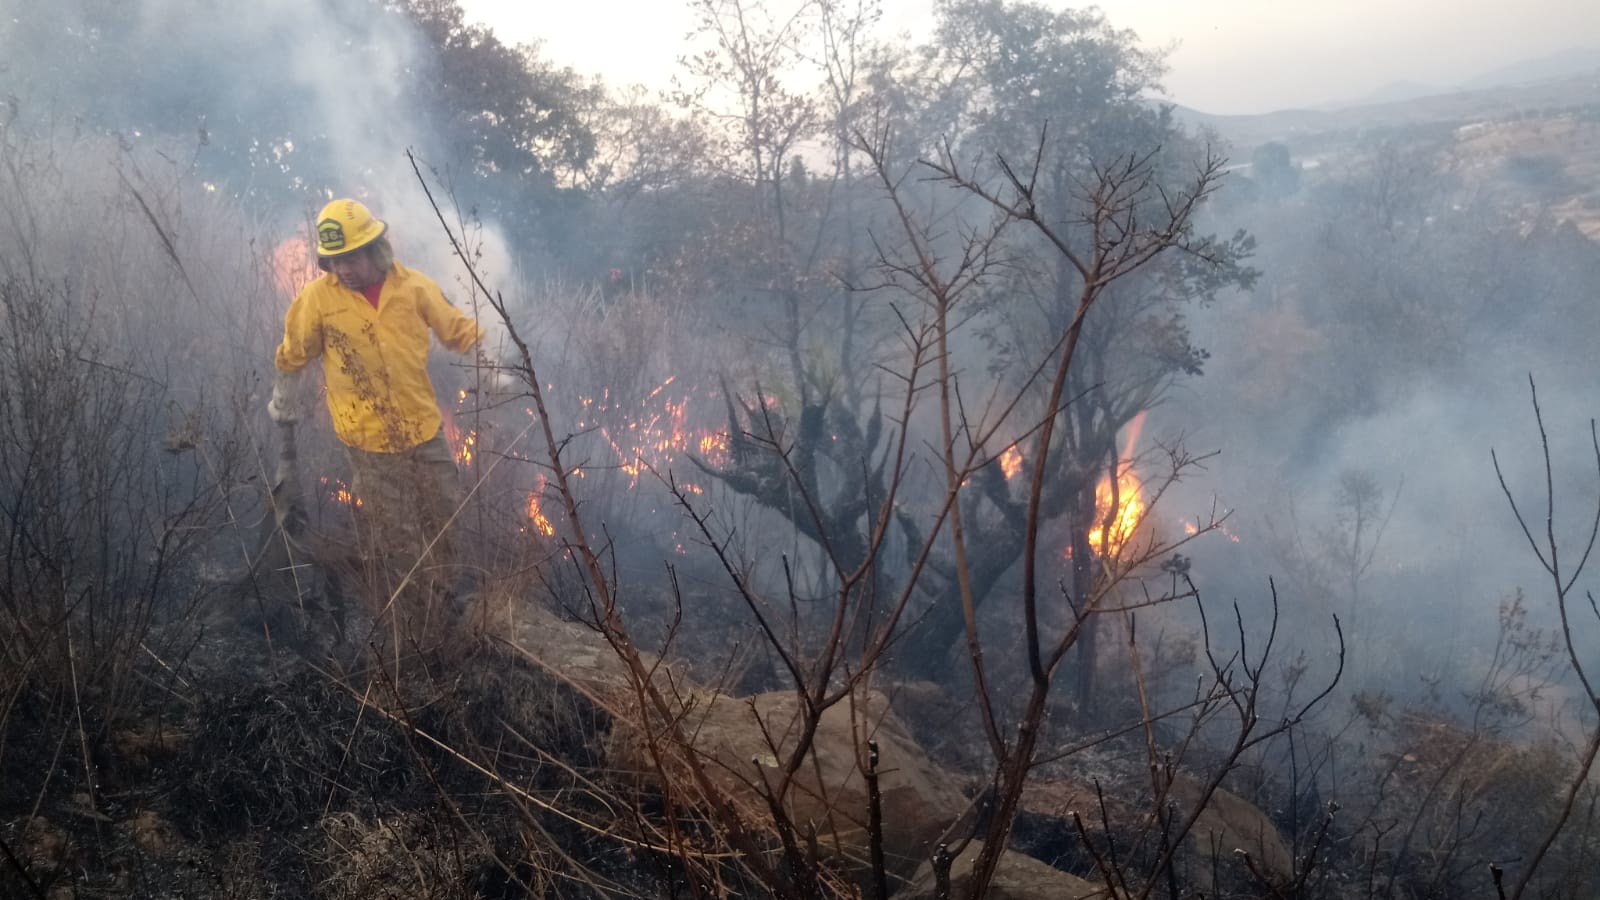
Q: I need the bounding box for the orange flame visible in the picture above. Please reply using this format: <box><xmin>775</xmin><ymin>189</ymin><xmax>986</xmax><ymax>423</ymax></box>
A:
<box><xmin>439</xmin><ymin>409</ymin><xmax>477</xmax><ymax>466</ymax></box>
<box><xmin>455</xmin><ymin>430</ymin><xmax>477</xmax><ymax>466</ymax></box>
<box><xmin>1087</xmin><ymin>469</ymin><xmax>1143</xmax><ymax>555</ymax></box>
<box><xmin>447</xmin><ymin>375</ymin><xmax>730</xmax><ymax>527</ymax></box>
<box><xmin>1000</xmin><ymin>446</ymin><xmax>1023</xmax><ymax>480</ymax></box>
<box><xmin>526</xmin><ymin>489</ymin><xmax>556</xmax><ymax>536</ymax></box>
<box><xmin>699</xmin><ymin>432</ymin><xmax>730</xmax><ymax>457</ymax></box>
<box><xmin>318</xmin><ymin>475</ymin><xmax>363</xmax><ymax>508</ymax></box>
<box><xmin>576</xmin><ymin>377</ymin><xmax>727</xmax><ymax>490</ymax></box>
<box><xmin>1084</xmin><ymin>412</ymin><xmax>1147</xmax><ymax>557</ymax></box>
<box><xmin>1182</xmin><ymin>518</ymin><xmax>1242</xmax><ymax>543</ymax></box>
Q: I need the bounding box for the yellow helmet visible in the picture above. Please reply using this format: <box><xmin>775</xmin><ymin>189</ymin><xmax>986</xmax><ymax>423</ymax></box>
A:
<box><xmin>314</xmin><ymin>198</ymin><xmax>387</xmax><ymax>258</ymax></box>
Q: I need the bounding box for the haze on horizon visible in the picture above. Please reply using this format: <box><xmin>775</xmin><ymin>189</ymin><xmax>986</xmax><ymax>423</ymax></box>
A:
<box><xmin>461</xmin><ymin>0</ymin><xmax>1599</xmax><ymax>115</ymax></box>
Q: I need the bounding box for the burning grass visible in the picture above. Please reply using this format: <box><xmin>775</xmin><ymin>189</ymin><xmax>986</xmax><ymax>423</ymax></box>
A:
<box><xmin>6</xmin><ymin>118</ymin><xmax>1600</xmax><ymax>900</ymax></box>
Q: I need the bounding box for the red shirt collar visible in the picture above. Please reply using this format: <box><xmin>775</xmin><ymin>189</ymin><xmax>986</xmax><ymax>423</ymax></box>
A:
<box><xmin>358</xmin><ymin>278</ymin><xmax>385</xmax><ymax>308</ymax></box>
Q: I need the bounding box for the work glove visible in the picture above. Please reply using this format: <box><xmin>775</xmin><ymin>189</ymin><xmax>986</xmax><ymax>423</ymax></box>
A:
<box><xmin>267</xmin><ymin>368</ymin><xmax>307</xmax><ymax>424</ymax></box>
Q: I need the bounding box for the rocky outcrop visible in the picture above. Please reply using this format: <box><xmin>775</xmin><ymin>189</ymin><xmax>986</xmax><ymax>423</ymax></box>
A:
<box><xmin>510</xmin><ymin>612</ymin><xmax>971</xmax><ymax>882</ymax></box>
<box><xmin>1011</xmin><ymin>774</ymin><xmax>1294</xmax><ymax>894</ymax></box>
<box><xmin>509</xmin><ymin>610</ymin><xmax>1295</xmax><ymax>894</ymax></box>
<box><xmin>1169</xmin><ymin>775</ymin><xmax>1295</xmax><ymax>888</ymax></box>
<box><xmin>609</xmin><ymin>688</ymin><xmax>970</xmax><ymax>882</ymax></box>
<box><xmin>898</xmin><ymin>840</ymin><xmax>1113</xmax><ymax>900</ymax></box>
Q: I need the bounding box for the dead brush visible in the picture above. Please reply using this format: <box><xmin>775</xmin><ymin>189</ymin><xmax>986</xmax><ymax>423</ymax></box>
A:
<box><xmin>0</xmin><ymin>142</ymin><xmax>260</xmax><ymax>741</ymax></box>
<box><xmin>160</xmin><ymin>634</ymin><xmax>643</xmax><ymax>896</ymax></box>
<box><xmin>0</xmin><ymin>129</ymin><xmax>307</xmax><ymax>897</ymax></box>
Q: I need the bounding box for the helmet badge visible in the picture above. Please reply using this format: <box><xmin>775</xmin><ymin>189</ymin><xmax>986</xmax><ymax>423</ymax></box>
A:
<box><xmin>318</xmin><ymin>218</ymin><xmax>347</xmax><ymax>253</ymax></box>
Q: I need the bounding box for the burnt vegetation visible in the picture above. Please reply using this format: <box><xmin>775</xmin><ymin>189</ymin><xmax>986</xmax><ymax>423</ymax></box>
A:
<box><xmin>4</xmin><ymin>1</ymin><xmax>1600</xmax><ymax>898</ymax></box>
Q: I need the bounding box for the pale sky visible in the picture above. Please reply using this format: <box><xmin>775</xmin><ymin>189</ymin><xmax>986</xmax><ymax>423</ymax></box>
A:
<box><xmin>459</xmin><ymin>0</ymin><xmax>1598</xmax><ymax>114</ymax></box>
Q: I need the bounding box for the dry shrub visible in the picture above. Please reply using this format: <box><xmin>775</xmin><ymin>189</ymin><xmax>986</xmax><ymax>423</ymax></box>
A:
<box><xmin>0</xmin><ymin>130</ymin><xmax>283</xmax><ymax>862</ymax></box>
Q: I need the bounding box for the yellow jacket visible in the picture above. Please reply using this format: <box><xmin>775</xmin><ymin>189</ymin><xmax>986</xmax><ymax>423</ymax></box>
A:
<box><xmin>275</xmin><ymin>263</ymin><xmax>482</xmax><ymax>452</ymax></box>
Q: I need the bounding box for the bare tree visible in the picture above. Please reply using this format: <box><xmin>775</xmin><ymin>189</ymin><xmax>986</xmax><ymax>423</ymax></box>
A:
<box><xmin>1493</xmin><ymin>376</ymin><xmax>1600</xmax><ymax>899</ymax></box>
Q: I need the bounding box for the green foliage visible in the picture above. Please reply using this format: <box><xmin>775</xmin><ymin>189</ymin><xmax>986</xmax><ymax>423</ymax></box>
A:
<box><xmin>1251</xmin><ymin>141</ymin><xmax>1301</xmax><ymax>198</ymax></box>
<box><xmin>910</xmin><ymin>0</ymin><xmax>1255</xmax><ymax>406</ymax></box>
<box><xmin>396</xmin><ymin>0</ymin><xmax>601</xmax><ymax>250</ymax></box>
<box><xmin>930</xmin><ymin>0</ymin><xmax>1168</xmax><ymax>164</ymax></box>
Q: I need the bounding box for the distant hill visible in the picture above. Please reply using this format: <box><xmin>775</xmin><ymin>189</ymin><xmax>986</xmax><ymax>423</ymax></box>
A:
<box><xmin>1164</xmin><ymin>46</ymin><xmax>1600</xmax><ymax>149</ymax></box>
<box><xmin>1166</xmin><ymin>69</ymin><xmax>1600</xmax><ymax>151</ymax></box>
<box><xmin>1336</xmin><ymin>80</ymin><xmax>1447</xmax><ymax>108</ymax></box>
<box><xmin>1324</xmin><ymin>48</ymin><xmax>1600</xmax><ymax>109</ymax></box>
<box><xmin>1464</xmin><ymin>47</ymin><xmax>1600</xmax><ymax>90</ymax></box>
<box><xmin>1161</xmin><ymin>62</ymin><xmax>1600</xmax><ymax>241</ymax></box>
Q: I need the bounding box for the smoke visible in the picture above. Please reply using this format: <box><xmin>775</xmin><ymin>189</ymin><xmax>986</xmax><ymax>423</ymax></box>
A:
<box><xmin>0</xmin><ymin>1</ymin><xmax>570</xmax><ymax>583</ymax></box>
<box><xmin>6</xmin><ymin>0</ymin><xmax>1596</xmax><ymax>714</ymax></box>
<box><xmin>1</xmin><ymin>0</ymin><xmax>533</xmax><ymax>287</ymax></box>
<box><xmin>1161</xmin><ymin>251</ymin><xmax>1600</xmax><ymax>709</ymax></box>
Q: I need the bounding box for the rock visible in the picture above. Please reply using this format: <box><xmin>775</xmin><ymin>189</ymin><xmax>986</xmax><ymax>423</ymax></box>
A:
<box><xmin>1168</xmin><ymin>775</ymin><xmax>1294</xmax><ymax>888</ymax></box>
<box><xmin>609</xmin><ymin>687</ymin><xmax>970</xmax><ymax>882</ymax></box>
<box><xmin>899</xmin><ymin>840</ymin><xmax>1113</xmax><ymax>899</ymax></box>
<box><xmin>510</xmin><ymin>614</ymin><xmax>636</xmax><ymax>696</ymax></box>
<box><xmin>510</xmin><ymin>609</ymin><xmax>971</xmax><ymax>881</ymax></box>
<box><xmin>1012</xmin><ymin>777</ymin><xmax>1135</xmax><ymax>874</ymax></box>
<box><xmin>1010</xmin><ymin>773</ymin><xmax>1294</xmax><ymax>893</ymax></box>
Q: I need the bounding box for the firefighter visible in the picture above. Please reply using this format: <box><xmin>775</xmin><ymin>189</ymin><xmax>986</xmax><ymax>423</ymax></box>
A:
<box><xmin>268</xmin><ymin>197</ymin><xmax>482</xmax><ymax>634</ymax></box>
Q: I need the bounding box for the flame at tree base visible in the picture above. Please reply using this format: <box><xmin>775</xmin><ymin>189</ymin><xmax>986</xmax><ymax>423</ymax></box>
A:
<box><xmin>1087</xmin><ymin>468</ymin><xmax>1144</xmax><ymax>557</ymax></box>
<box><xmin>1068</xmin><ymin>411</ymin><xmax>1148</xmax><ymax>560</ymax></box>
